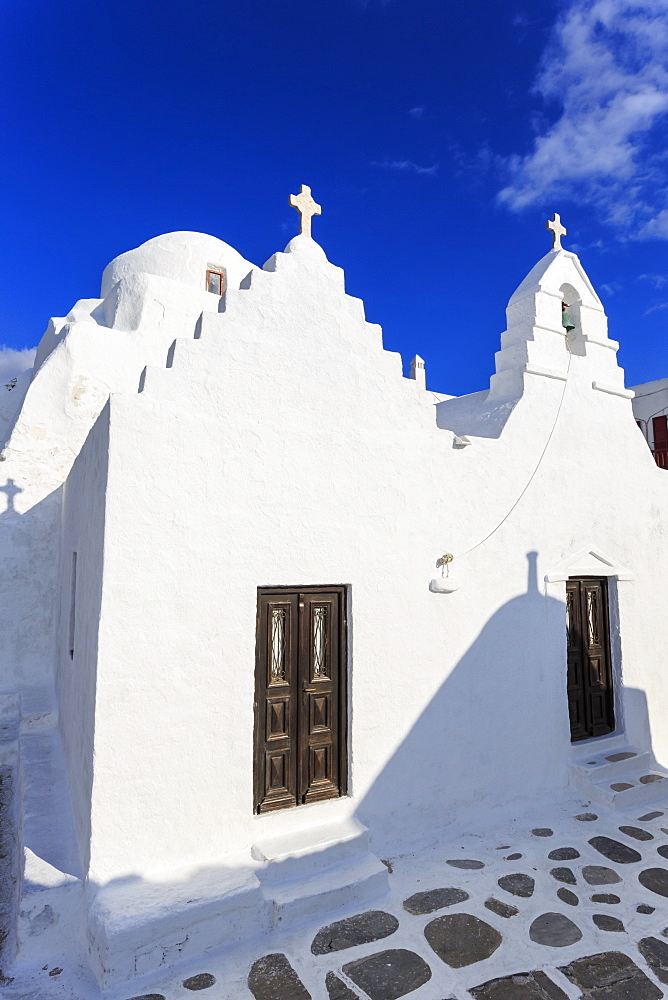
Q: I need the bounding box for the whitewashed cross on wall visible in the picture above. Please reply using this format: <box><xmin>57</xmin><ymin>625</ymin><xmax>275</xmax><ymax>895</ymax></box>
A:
<box><xmin>546</xmin><ymin>213</ymin><xmax>567</xmax><ymax>251</ymax></box>
<box><xmin>289</xmin><ymin>185</ymin><xmax>321</xmax><ymax>238</ymax></box>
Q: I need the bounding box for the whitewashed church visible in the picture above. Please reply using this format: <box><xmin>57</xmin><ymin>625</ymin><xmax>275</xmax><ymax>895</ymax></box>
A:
<box><xmin>3</xmin><ymin>190</ymin><xmax>668</xmax><ymax>994</ymax></box>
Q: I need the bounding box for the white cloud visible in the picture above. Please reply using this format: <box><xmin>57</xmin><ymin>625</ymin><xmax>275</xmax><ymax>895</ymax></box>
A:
<box><xmin>498</xmin><ymin>0</ymin><xmax>668</xmax><ymax>235</ymax></box>
<box><xmin>638</xmin><ymin>272</ymin><xmax>667</xmax><ymax>287</ymax></box>
<box><xmin>637</xmin><ymin>208</ymin><xmax>668</xmax><ymax>238</ymax></box>
<box><xmin>408</xmin><ymin>107</ymin><xmax>425</xmax><ymax>119</ymax></box>
<box><xmin>512</xmin><ymin>13</ymin><xmax>542</xmax><ymax>28</ymax></box>
<box><xmin>0</xmin><ymin>346</ymin><xmax>36</xmax><ymax>383</ymax></box>
<box><xmin>643</xmin><ymin>300</ymin><xmax>668</xmax><ymax>315</ymax></box>
<box><xmin>371</xmin><ymin>159</ymin><xmax>439</xmax><ymax>176</ymax></box>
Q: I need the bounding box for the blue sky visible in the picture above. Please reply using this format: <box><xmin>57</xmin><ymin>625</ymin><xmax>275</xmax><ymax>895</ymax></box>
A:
<box><xmin>2</xmin><ymin>0</ymin><xmax>668</xmax><ymax>393</ymax></box>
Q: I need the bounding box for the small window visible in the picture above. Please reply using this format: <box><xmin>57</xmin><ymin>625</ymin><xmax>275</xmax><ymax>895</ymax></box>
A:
<box><xmin>206</xmin><ymin>269</ymin><xmax>225</xmax><ymax>295</ymax></box>
<box><xmin>69</xmin><ymin>552</ymin><xmax>77</xmax><ymax>660</ymax></box>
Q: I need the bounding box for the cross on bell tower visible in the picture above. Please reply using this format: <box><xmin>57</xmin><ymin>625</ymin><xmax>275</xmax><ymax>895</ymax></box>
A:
<box><xmin>546</xmin><ymin>212</ymin><xmax>567</xmax><ymax>251</ymax></box>
<box><xmin>289</xmin><ymin>185</ymin><xmax>321</xmax><ymax>238</ymax></box>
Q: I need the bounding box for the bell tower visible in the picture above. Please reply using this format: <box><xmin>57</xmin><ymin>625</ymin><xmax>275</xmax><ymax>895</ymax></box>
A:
<box><xmin>488</xmin><ymin>215</ymin><xmax>632</xmax><ymax>403</ymax></box>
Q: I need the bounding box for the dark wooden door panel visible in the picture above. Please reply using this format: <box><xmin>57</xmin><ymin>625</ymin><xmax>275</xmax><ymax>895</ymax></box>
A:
<box><xmin>566</xmin><ymin>580</ymin><xmax>587</xmax><ymax>741</ymax></box>
<box><xmin>300</xmin><ymin>591</ymin><xmax>341</xmax><ymax>804</ymax></box>
<box><xmin>265</xmin><ymin>696</ymin><xmax>290</xmax><ymax>741</ymax></box>
<box><xmin>567</xmin><ymin>577</ymin><xmax>614</xmax><ymax>742</ymax></box>
<box><xmin>264</xmin><ymin>748</ymin><xmax>293</xmax><ymax>803</ymax></box>
<box><xmin>255</xmin><ymin>586</ymin><xmax>346</xmax><ymax>813</ymax></box>
<box><xmin>254</xmin><ymin>592</ymin><xmax>299</xmax><ymax>812</ymax></box>
<box><xmin>309</xmin><ymin>693</ymin><xmax>330</xmax><ymax>733</ymax></box>
<box><xmin>568</xmin><ymin>696</ymin><xmax>587</xmax><ymax>743</ymax></box>
<box><xmin>590</xmin><ymin>692</ymin><xmax>610</xmax><ymax>736</ymax></box>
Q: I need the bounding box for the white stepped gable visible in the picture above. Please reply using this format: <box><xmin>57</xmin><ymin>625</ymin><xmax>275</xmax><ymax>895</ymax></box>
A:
<box><xmin>436</xmin><ymin>243</ymin><xmax>631</xmax><ymax>442</ymax></box>
<box><xmin>0</xmin><ymin>233</ymin><xmax>254</xmax><ymax>511</ymax></box>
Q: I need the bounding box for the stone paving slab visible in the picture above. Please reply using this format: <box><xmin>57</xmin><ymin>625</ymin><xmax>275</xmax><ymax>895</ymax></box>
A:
<box><xmin>498</xmin><ymin>873</ymin><xmax>535</xmax><ymax>896</ymax></box>
<box><xmin>641</xmin><ymin>869</ymin><xmax>668</xmax><ymax>897</ymax></box>
<box><xmin>469</xmin><ymin>970</ymin><xmax>569</xmax><ymax>1000</ymax></box>
<box><xmin>342</xmin><ymin>948</ymin><xmax>432</xmax><ymax>1000</ymax></box>
<box><xmin>248</xmin><ymin>953</ymin><xmax>311</xmax><ymax>1000</ymax></box>
<box><xmin>311</xmin><ymin>911</ymin><xmax>399</xmax><ymax>955</ymax></box>
<box><xmin>325</xmin><ymin>971</ymin><xmax>359</xmax><ymax>1000</ymax></box>
<box><xmin>424</xmin><ymin>912</ymin><xmax>502</xmax><ymax>967</ymax></box>
<box><xmin>402</xmin><ymin>887</ymin><xmax>469</xmax><ymax>915</ymax></box>
<box><xmin>529</xmin><ymin>912</ymin><xmax>583</xmax><ymax>946</ymax></box>
<box><xmin>638</xmin><ymin>938</ymin><xmax>668</xmax><ymax>985</ymax></box>
<box><xmin>484</xmin><ymin>896</ymin><xmax>519</xmax><ymax>918</ymax></box>
<box><xmin>559</xmin><ymin>951</ymin><xmax>663</xmax><ymax>1000</ymax></box>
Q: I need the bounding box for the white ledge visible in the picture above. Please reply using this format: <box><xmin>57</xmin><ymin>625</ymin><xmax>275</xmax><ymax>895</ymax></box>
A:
<box><xmin>584</xmin><ymin>336</ymin><xmax>620</xmax><ymax>351</ymax></box>
<box><xmin>532</xmin><ymin>322</ymin><xmax>569</xmax><ymax>337</ymax></box>
<box><xmin>504</xmin><ymin>322</ymin><xmax>567</xmax><ymax>338</ymax></box>
<box><xmin>545</xmin><ymin>570</ymin><xmax>635</xmax><ymax>583</ymax></box>
<box><xmin>524</xmin><ymin>364</ymin><xmax>569</xmax><ymax>381</ymax></box>
<box><xmin>592</xmin><ymin>381</ymin><xmax>635</xmax><ymax>399</ymax></box>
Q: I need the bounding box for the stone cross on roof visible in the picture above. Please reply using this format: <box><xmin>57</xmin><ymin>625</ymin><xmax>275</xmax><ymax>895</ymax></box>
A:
<box><xmin>546</xmin><ymin>212</ymin><xmax>567</xmax><ymax>251</ymax></box>
<box><xmin>289</xmin><ymin>185</ymin><xmax>321</xmax><ymax>238</ymax></box>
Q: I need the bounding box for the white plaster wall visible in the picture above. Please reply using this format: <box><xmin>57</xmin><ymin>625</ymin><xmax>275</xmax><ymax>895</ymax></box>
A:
<box><xmin>71</xmin><ymin>236</ymin><xmax>668</xmax><ymax>897</ymax></box>
<box><xmin>56</xmin><ymin>405</ymin><xmax>111</xmax><ymax>873</ymax></box>
<box><xmin>0</xmin><ymin>491</ymin><xmax>61</xmax><ymax>697</ymax></box>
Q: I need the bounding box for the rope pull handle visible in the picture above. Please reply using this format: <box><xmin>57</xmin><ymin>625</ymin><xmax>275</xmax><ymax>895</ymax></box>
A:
<box><xmin>437</xmin><ymin>553</ymin><xmax>454</xmax><ymax>577</ymax></box>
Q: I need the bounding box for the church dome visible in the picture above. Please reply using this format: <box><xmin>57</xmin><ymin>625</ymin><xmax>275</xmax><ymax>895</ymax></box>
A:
<box><xmin>100</xmin><ymin>231</ymin><xmax>254</xmax><ymax>298</ymax></box>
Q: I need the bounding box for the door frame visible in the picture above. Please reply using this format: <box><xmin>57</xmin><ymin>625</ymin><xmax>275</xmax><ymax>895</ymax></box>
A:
<box><xmin>253</xmin><ymin>584</ymin><xmax>349</xmax><ymax>813</ymax></box>
<box><xmin>567</xmin><ymin>575</ymin><xmax>615</xmax><ymax>742</ymax></box>
<box><xmin>545</xmin><ymin>548</ymin><xmax>632</xmax><ymax>744</ymax></box>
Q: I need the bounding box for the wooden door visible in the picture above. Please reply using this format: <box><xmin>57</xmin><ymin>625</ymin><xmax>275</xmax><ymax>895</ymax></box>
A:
<box><xmin>566</xmin><ymin>577</ymin><xmax>614</xmax><ymax>742</ymax></box>
<box><xmin>254</xmin><ymin>587</ymin><xmax>347</xmax><ymax>813</ymax></box>
<box><xmin>653</xmin><ymin>415</ymin><xmax>668</xmax><ymax>451</ymax></box>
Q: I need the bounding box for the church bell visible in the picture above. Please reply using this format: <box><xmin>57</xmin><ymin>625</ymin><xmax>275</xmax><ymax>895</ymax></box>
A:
<box><xmin>562</xmin><ymin>302</ymin><xmax>575</xmax><ymax>332</ymax></box>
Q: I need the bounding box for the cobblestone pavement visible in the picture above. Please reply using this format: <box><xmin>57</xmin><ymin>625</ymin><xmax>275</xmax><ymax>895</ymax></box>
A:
<box><xmin>9</xmin><ymin>797</ymin><xmax>668</xmax><ymax>1000</ymax></box>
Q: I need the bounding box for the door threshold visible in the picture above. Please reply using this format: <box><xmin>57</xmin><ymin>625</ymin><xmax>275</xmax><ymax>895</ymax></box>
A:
<box><xmin>571</xmin><ymin>731</ymin><xmax>625</xmax><ymax>755</ymax></box>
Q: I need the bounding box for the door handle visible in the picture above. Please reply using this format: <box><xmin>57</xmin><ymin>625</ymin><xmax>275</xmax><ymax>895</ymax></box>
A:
<box><xmin>303</xmin><ymin>682</ymin><xmax>317</xmax><ymax>692</ymax></box>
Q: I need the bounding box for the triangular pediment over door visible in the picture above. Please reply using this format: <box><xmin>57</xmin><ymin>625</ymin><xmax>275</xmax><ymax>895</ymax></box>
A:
<box><xmin>545</xmin><ymin>547</ymin><xmax>634</xmax><ymax>584</ymax></box>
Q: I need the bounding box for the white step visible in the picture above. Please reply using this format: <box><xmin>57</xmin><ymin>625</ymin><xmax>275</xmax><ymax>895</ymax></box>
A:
<box><xmin>571</xmin><ymin>733</ymin><xmax>633</xmax><ymax>764</ymax></box>
<box><xmin>88</xmin><ymin>861</ymin><xmax>268</xmax><ymax>989</ymax></box>
<box><xmin>595</xmin><ymin>767</ymin><xmax>668</xmax><ymax>808</ymax></box>
<box><xmin>266</xmin><ymin>853</ymin><xmax>389</xmax><ymax>927</ymax></box>
<box><xmin>572</xmin><ymin>738</ymin><xmax>668</xmax><ymax>811</ymax></box>
<box><xmin>252</xmin><ymin>816</ymin><xmax>370</xmax><ymax>884</ymax></box>
<box><xmin>574</xmin><ymin>747</ymin><xmax>650</xmax><ymax>781</ymax></box>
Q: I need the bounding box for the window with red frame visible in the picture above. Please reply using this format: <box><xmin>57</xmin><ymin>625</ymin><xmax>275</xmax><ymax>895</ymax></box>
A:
<box><xmin>206</xmin><ymin>269</ymin><xmax>225</xmax><ymax>295</ymax></box>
